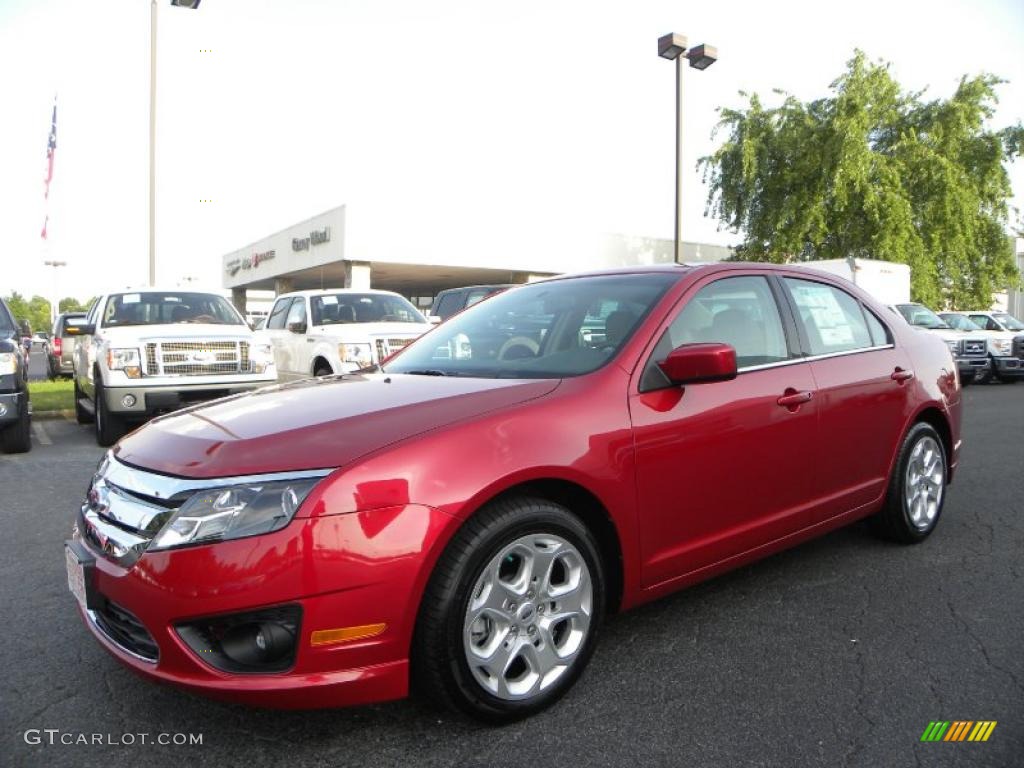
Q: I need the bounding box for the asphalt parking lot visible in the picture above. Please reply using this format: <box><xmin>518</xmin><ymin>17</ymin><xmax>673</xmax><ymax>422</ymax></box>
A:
<box><xmin>1</xmin><ymin>384</ymin><xmax>1021</xmax><ymax>768</ymax></box>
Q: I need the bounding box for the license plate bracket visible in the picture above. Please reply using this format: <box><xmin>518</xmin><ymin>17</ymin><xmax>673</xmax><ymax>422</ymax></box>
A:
<box><xmin>65</xmin><ymin>539</ymin><xmax>99</xmax><ymax>611</ymax></box>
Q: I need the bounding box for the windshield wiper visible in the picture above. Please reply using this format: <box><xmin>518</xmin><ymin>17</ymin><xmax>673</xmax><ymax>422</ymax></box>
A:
<box><xmin>401</xmin><ymin>369</ymin><xmax>450</xmax><ymax>376</ymax></box>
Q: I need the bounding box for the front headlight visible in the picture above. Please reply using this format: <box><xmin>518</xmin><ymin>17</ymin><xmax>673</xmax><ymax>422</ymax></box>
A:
<box><xmin>150</xmin><ymin>477</ymin><xmax>322</xmax><ymax>551</ymax></box>
<box><xmin>106</xmin><ymin>347</ymin><xmax>142</xmax><ymax>378</ymax></box>
<box><xmin>250</xmin><ymin>342</ymin><xmax>274</xmax><ymax>373</ymax></box>
<box><xmin>0</xmin><ymin>352</ymin><xmax>16</xmax><ymax>376</ymax></box>
<box><xmin>945</xmin><ymin>339</ymin><xmax>960</xmax><ymax>355</ymax></box>
<box><xmin>338</xmin><ymin>343</ymin><xmax>372</xmax><ymax>368</ymax></box>
<box><xmin>990</xmin><ymin>339</ymin><xmax>1012</xmax><ymax>356</ymax></box>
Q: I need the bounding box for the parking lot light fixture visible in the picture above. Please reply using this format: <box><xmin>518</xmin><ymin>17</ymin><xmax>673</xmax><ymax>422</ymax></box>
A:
<box><xmin>686</xmin><ymin>43</ymin><xmax>718</xmax><ymax>70</ymax></box>
<box><xmin>658</xmin><ymin>32</ymin><xmax>718</xmax><ymax>264</ymax></box>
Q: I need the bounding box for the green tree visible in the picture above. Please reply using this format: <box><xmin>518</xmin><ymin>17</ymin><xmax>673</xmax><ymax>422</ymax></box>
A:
<box><xmin>700</xmin><ymin>51</ymin><xmax>1024</xmax><ymax>308</ymax></box>
<box><xmin>59</xmin><ymin>296</ymin><xmax>89</xmax><ymax>313</ymax></box>
<box><xmin>3</xmin><ymin>292</ymin><xmax>52</xmax><ymax>333</ymax></box>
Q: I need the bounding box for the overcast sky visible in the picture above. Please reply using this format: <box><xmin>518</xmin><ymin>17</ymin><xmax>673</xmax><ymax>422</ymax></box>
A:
<box><xmin>1</xmin><ymin>0</ymin><xmax>1022</xmax><ymax>303</ymax></box>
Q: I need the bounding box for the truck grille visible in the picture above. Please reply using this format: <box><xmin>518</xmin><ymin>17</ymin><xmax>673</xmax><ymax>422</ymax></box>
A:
<box><xmin>961</xmin><ymin>339</ymin><xmax>987</xmax><ymax>357</ymax></box>
<box><xmin>1014</xmin><ymin>335</ymin><xmax>1024</xmax><ymax>360</ymax></box>
<box><xmin>374</xmin><ymin>337</ymin><xmax>415</xmax><ymax>362</ymax></box>
<box><xmin>144</xmin><ymin>341</ymin><xmax>251</xmax><ymax>376</ymax></box>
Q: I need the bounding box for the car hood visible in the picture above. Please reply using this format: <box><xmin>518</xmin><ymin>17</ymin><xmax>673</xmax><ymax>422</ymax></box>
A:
<box><xmin>99</xmin><ymin>324</ymin><xmax>254</xmax><ymax>342</ymax></box>
<box><xmin>114</xmin><ymin>373</ymin><xmax>559</xmax><ymax>478</ymax></box>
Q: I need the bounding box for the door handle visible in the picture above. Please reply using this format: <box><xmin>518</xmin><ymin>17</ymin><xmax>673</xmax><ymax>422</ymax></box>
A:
<box><xmin>777</xmin><ymin>389</ymin><xmax>813</xmax><ymax>408</ymax></box>
<box><xmin>891</xmin><ymin>368</ymin><xmax>915</xmax><ymax>383</ymax></box>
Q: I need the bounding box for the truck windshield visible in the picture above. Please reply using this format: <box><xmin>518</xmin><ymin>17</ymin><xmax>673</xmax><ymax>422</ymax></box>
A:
<box><xmin>897</xmin><ymin>304</ymin><xmax>949</xmax><ymax>330</ymax></box>
<box><xmin>310</xmin><ymin>293</ymin><xmax>425</xmax><ymax>325</ymax></box>
<box><xmin>992</xmin><ymin>312</ymin><xmax>1024</xmax><ymax>331</ymax></box>
<box><xmin>102</xmin><ymin>292</ymin><xmax>244</xmax><ymax>327</ymax></box>
<box><xmin>384</xmin><ymin>272</ymin><xmax>678</xmax><ymax>379</ymax></box>
<box><xmin>940</xmin><ymin>314</ymin><xmax>982</xmax><ymax>332</ymax></box>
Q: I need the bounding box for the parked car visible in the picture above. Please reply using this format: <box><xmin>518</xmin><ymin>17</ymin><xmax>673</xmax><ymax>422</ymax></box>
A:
<box><xmin>257</xmin><ymin>289</ymin><xmax>432</xmax><ymax>381</ymax></box>
<box><xmin>72</xmin><ymin>289</ymin><xmax>277</xmax><ymax>446</ymax></box>
<box><xmin>963</xmin><ymin>311</ymin><xmax>1024</xmax><ymax>383</ymax></box>
<box><xmin>0</xmin><ymin>296</ymin><xmax>31</xmax><ymax>453</ymax></box>
<box><xmin>939</xmin><ymin>311</ymin><xmax>1023</xmax><ymax>384</ymax></box>
<box><xmin>891</xmin><ymin>303</ymin><xmax>988</xmax><ymax>385</ymax></box>
<box><xmin>430</xmin><ymin>284</ymin><xmax>512</xmax><ymax>322</ymax></box>
<box><xmin>67</xmin><ymin>264</ymin><xmax>960</xmax><ymax>722</ymax></box>
<box><xmin>46</xmin><ymin>312</ymin><xmax>88</xmax><ymax>379</ymax></box>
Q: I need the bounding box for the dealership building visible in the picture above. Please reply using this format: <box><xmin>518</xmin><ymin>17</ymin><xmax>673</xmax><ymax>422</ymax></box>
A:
<box><xmin>222</xmin><ymin>204</ymin><xmax>734</xmax><ymax>314</ymax></box>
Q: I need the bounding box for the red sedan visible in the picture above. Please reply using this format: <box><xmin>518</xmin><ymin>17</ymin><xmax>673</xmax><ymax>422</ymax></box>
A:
<box><xmin>66</xmin><ymin>264</ymin><xmax>961</xmax><ymax>722</ymax></box>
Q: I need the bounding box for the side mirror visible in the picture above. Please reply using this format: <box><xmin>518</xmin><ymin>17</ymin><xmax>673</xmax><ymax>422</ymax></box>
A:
<box><xmin>75</xmin><ymin>324</ymin><xmax>95</xmax><ymax>336</ymax></box>
<box><xmin>658</xmin><ymin>343</ymin><xmax>737</xmax><ymax>385</ymax></box>
<box><xmin>287</xmin><ymin>320</ymin><xmax>307</xmax><ymax>334</ymax></box>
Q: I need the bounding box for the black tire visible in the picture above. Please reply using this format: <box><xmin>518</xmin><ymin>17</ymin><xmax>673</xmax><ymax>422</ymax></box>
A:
<box><xmin>412</xmin><ymin>496</ymin><xmax>606</xmax><ymax>723</ymax></box>
<box><xmin>869</xmin><ymin>422</ymin><xmax>947</xmax><ymax>544</ymax></box>
<box><xmin>960</xmin><ymin>371</ymin><xmax>975</xmax><ymax>387</ymax></box>
<box><xmin>74</xmin><ymin>377</ymin><xmax>94</xmax><ymax>425</ymax></box>
<box><xmin>993</xmin><ymin>368</ymin><xmax>1019</xmax><ymax>384</ymax></box>
<box><xmin>94</xmin><ymin>378</ymin><xmax>127</xmax><ymax>447</ymax></box>
<box><xmin>1</xmin><ymin>394</ymin><xmax>32</xmax><ymax>454</ymax></box>
<box><xmin>975</xmin><ymin>360</ymin><xmax>994</xmax><ymax>385</ymax></box>
<box><xmin>314</xmin><ymin>364</ymin><xmax>333</xmax><ymax>377</ymax></box>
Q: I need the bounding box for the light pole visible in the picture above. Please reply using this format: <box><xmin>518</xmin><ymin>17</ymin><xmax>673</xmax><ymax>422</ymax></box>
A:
<box><xmin>43</xmin><ymin>260</ymin><xmax>67</xmax><ymax>325</ymax></box>
<box><xmin>150</xmin><ymin>0</ymin><xmax>202</xmax><ymax>287</ymax></box>
<box><xmin>658</xmin><ymin>34</ymin><xmax>718</xmax><ymax>264</ymax></box>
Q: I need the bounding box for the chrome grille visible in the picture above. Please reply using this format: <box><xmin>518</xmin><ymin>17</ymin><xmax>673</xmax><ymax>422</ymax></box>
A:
<box><xmin>1014</xmin><ymin>335</ymin><xmax>1024</xmax><ymax>360</ymax></box>
<box><xmin>962</xmin><ymin>339</ymin><xmax>987</xmax><ymax>357</ymax></box>
<box><xmin>374</xmin><ymin>337</ymin><xmax>415</xmax><ymax>362</ymax></box>
<box><xmin>143</xmin><ymin>340</ymin><xmax>251</xmax><ymax>376</ymax></box>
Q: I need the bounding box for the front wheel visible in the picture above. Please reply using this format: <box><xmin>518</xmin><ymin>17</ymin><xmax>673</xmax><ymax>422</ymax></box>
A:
<box><xmin>413</xmin><ymin>497</ymin><xmax>605</xmax><ymax>723</ymax></box>
<box><xmin>94</xmin><ymin>379</ymin><xmax>127</xmax><ymax>447</ymax></box>
<box><xmin>0</xmin><ymin>395</ymin><xmax>31</xmax><ymax>453</ymax></box>
<box><xmin>869</xmin><ymin>422</ymin><xmax>947</xmax><ymax>544</ymax></box>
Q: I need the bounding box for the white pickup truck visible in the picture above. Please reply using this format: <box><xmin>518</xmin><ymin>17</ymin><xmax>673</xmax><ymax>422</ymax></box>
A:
<box><xmin>256</xmin><ymin>289</ymin><xmax>432</xmax><ymax>381</ymax></box>
<box><xmin>73</xmin><ymin>289</ymin><xmax>277</xmax><ymax>445</ymax></box>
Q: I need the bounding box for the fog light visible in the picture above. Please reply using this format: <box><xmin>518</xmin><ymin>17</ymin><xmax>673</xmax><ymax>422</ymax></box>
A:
<box><xmin>0</xmin><ymin>403</ymin><xmax>7</xmax><ymax>418</ymax></box>
<box><xmin>121</xmin><ymin>394</ymin><xmax>137</xmax><ymax>408</ymax></box>
<box><xmin>175</xmin><ymin>604</ymin><xmax>301</xmax><ymax>673</ymax></box>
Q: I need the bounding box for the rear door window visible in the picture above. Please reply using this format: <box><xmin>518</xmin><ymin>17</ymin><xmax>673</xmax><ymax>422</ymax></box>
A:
<box><xmin>783</xmin><ymin>279</ymin><xmax>873</xmax><ymax>355</ymax></box>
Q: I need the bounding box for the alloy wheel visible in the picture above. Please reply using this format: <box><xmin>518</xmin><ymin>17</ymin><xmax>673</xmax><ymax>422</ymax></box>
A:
<box><xmin>904</xmin><ymin>435</ymin><xmax>944</xmax><ymax>530</ymax></box>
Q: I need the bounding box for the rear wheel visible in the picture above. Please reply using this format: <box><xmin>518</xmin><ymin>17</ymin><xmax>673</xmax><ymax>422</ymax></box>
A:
<box><xmin>94</xmin><ymin>378</ymin><xmax>127</xmax><ymax>447</ymax></box>
<box><xmin>413</xmin><ymin>497</ymin><xmax>605</xmax><ymax>723</ymax></box>
<box><xmin>869</xmin><ymin>422</ymin><xmax>947</xmax><ymax>544</ymax></box>
<box><xmin>313</xmin><ymin>363</ymin><xmax>333</xmax><ymax>377</ymax></box>
<box><xmin>0</xmin><ymin>394</ymin><xmax>31</xmax><ymax>453</ymax></box>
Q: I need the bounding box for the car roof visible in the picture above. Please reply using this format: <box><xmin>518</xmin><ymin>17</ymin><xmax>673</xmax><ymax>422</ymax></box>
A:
<box><xmin>438</xmin><ymin>284</ymin><xmax>513</xmax><ymax>293</ymax></box>
<box><xmin>276</xmin><ymin>288</ymin><xmax>405</xmax><ymax>299</ymax></box>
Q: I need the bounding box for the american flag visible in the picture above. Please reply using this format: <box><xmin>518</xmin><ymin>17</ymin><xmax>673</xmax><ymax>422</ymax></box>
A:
<box><xmin>41</xmin><ymin>98</ymin><xmax>57</xmax><ymax>239</ymax></box>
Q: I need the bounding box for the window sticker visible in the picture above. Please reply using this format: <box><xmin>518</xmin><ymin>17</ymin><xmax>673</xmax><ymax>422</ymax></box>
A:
<box><xmin>791</xmin><ymin>284</ymin><xmax>854</xmax><ymax>346</ymax></box>
<box><xmin>320</xmin><ymin>295</ymin><xmax>338</xmax><ymax>305</ymax></box>
<box><xmin>121</xmin><ymin>294</ymin><xmax>141</xmax><ymax>304</ymax></box>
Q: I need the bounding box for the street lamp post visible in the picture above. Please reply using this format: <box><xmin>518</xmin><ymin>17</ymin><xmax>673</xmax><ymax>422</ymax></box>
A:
<box><xmin>150</xmin><ymin>0</ymin><xmax>202</xmax><ymax>288</ymax></box>
<box><xmin>43</xmin><ymin>260</ymin><xmax>67</xmax><ymax>325</ymax></box>
<box><xmin>658</xmin><ymin>33</ymin><xmax>718</xmax><ymax>264</ymax></box>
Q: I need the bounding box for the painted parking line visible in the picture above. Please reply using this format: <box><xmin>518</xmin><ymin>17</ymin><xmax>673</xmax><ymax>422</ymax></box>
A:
<box><xmin>32</xmin><ymin>421</ymin><xmax>53</xmax><ymax>446</ymax></box>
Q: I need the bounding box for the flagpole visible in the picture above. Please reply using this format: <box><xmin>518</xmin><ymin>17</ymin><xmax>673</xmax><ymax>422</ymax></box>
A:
<box><xmin>149</xmin><ymin>0</ymin><xmax>157</xmax><ymax>287</ymax></box>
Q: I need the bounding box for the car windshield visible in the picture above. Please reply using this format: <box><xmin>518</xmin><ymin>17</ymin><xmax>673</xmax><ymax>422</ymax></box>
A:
<box><xmin>897</xmin><ymin>304</ymin><xmax>949</xmax><ymax>329</ymax></box>
<box><xmin>940</xmin><ymin>314</ymin><xmax>982</xmax><ymax>332</ymax></box>
<box><xmin>384</xmin><ymin>272</ymin><xmax>678</xmax><ymax>379</ymax></box>
<box><xmin>310</xmin><ymin>293</ymin><xmax>425</xmax><ymax>325</ymax></box>
<box><xmin>102</xmin><ymin>292</ymin><xmax>244</xmax><ymax>327</ymax></box>
<box><xmin>992</xmin><ymin>312</ymin><xmax>1024</xmax><ymax>331</ymax></box>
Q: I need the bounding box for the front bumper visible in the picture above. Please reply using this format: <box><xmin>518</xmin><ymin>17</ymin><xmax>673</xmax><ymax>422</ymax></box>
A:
<box><xmin>992</xmin><ymin>356</ymin><xmax>1024</xmax><ymax>377</ymax></box>
<box><xmin>70</xmin><ymin>502</ymin><xmax>457</xmax><ymax>708</ymax></box>
<box><xmin>102</xmin><ymin>378</ymin><xmax>275</xmax><ymax>416</ymax></box>
<box><xmin>955</xmin><ymin>357</ymin><xmax>988</xmax><ymax>376</ymax></box>
<box><xmin>0</xmin><ymin>391</ymin><xmax>24</xmax><ymax>424</ymax></box>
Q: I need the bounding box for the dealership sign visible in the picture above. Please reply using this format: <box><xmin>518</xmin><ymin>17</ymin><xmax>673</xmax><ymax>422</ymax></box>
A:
<box><xmin>292</xmin><ymin>227</ymin><xmax>331</xmax><ymax>252</ymax></box>
<box><xmin>225</xmin><ymin>249</ymin><xmax>276</xmax><ymax>277</ymax></box>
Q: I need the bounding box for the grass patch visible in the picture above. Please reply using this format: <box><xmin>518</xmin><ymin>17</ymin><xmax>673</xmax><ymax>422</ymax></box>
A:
<box><xmin>29</xmin><ymin>379</ymin><xmax>74</xmax><ymax>412</ymax></box>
